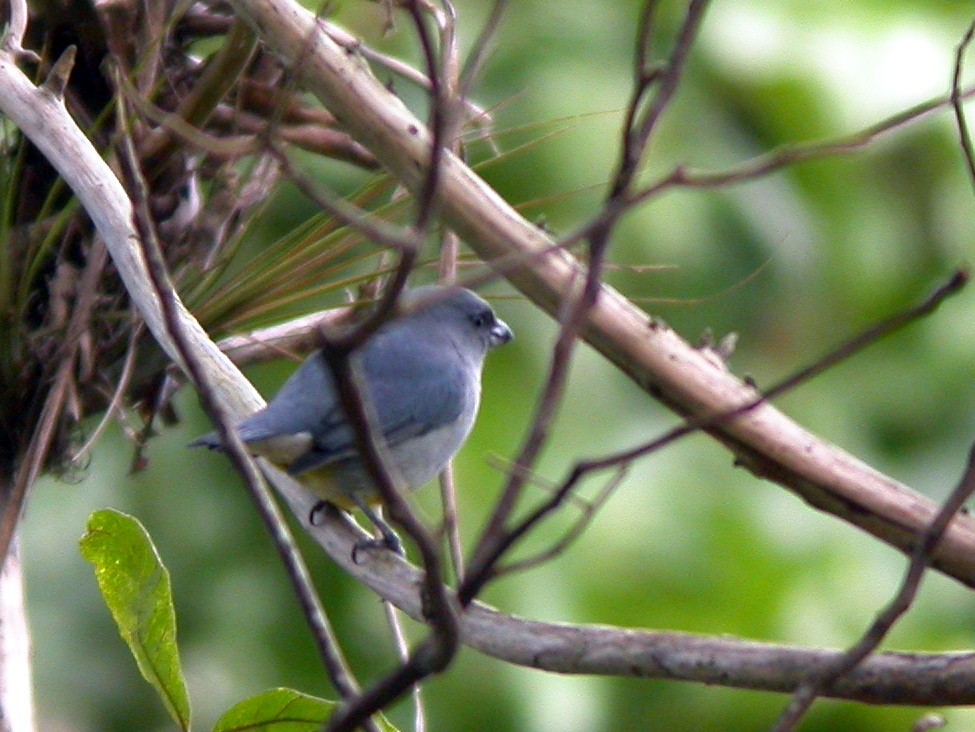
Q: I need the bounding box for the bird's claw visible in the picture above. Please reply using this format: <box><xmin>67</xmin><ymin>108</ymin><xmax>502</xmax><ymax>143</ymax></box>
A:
<box><xmin>351</xmin><ymin>533</ymin><xmax>404</xmax><ymax>564</ymax></box>
<box><xmin>307</xmin><ymin>500</ymin><xmax>405</xmax><ymax>562</ymax></box>
<box><xmin>309</xmin><ymin>500</ymin><xmax>329</xmax><ymax>525</ymax></box>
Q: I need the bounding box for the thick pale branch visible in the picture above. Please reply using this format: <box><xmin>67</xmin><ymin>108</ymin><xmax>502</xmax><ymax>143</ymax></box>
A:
<box><xmin>216</xmin><ymin>308</ymin><xmax>351</xmax><ymax>367</ymax></box>
<box><xmin>0</xmin><ymin>543</ymin><xmax>35</xmax><ymax>732</ymax></box>
<box><xmin>289</xmin><ymin>481</ymin><xmax>975</xmax><ymax>707</ymax></box>
<box><xmin>228</xmin><ymin>0</ymin><xmax>975</xmax><ymax>587</ymax></box>
<box><xmin>773</xmin><ymin>442</ymin><xmax>975</xmax><ymax>729</ymax></box>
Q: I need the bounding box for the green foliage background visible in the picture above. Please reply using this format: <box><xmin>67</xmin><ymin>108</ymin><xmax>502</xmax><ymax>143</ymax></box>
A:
<box><xmin>21</xmin><ymin>1</ymin><xmax>975</xmax><ymax>729</ymax></box>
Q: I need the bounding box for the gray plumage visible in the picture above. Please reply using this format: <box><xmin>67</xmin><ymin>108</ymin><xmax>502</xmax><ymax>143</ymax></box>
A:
<box><xmin>193</xmin><ymin>286</ymin><xmax>512</xmax><ymax>515</ymax></box>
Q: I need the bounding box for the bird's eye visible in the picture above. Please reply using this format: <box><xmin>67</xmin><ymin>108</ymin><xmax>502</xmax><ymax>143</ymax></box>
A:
<box><xmin>470</xmin><ymin>309</ymin><xmax>492</xmax><ymax>328</ymax></box>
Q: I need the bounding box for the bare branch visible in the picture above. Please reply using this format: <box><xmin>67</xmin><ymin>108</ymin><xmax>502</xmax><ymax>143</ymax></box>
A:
<box><xmin>0</xmin><ymin>0</ymin><xmax>39</xmax><ymax>63</ymax></box>
<box><xmin>462</xmin><ymin>270</ymin><xmax>587</xmax><ymax>600</ymax></box>
<box><xmin>325</xmin><ymin>21</ymin><xmax>493</xmax><ymax>129</ymax></box>
<box><xmin>293</xmin><ymin>489</ymin><xmax>975</xmax><ymax>706</ymax></box>
<box><xmin>951</xmin><ymin>16</ymin><xmax>975</xmax><ymax>191</ymax></box>
<box><xmin>456</xmin><ymin>1</ymin><xmax>506</xmax><ymax>104</ymax></box>
<box><xmin>0</xmin><ymin>542</ymin><xmax>35</xmax><ymax>731</ymax></box>
<box><xmin>492</xmin><ymin>466</ymin><xmax>627</xmax><ymax>577</ymax></box>
<box><xmin>269</xmin><ymin>145</ymin><xmax>419</xmax><ymax>252</ymax></box>
<box><xmin>403</xmin><ymin>0</ymin><xmax>450</xmax><ymax>231</ymax></box>
<box><xmin>463</xmin><ymin>0</ymin><xmax>713</xmax><ymax>603</ymax></box>
<box><xmin>772</xmin><ymin>443</ymin><xmax>975</xmax><ymax>731</ymax></box>
<box><xmin>610</xmin><ymin>0</ymin><xmax>710</xmax><ymax>199</ymax></box>
<box><xmin>434</xmin><ymin>0</ymin><xmax>510</xmax><ymax>583</ymax></box>
<box><xmin>318</xmin><ymin>343</ymin><xmax>457</xmax><ymax>726</ymax></box>
<box><xmin>68</xmin><ymin>319</ymin><xmax>144</xmax><ymax>466</ymax></box>
<box><xmin>558</xmin><ymin>82</ymin><xmax>975</xmax><ymax>251</ymax></box>
<box><xmin>461</xmin><ymin>270</ymin><xmax>966</xmax><ymax>604</ymax></box>
<box><xmin>320</xmin><ymin>2</ymin><xmax>472</xmax><ymax>723</ymax></box>
<box><xmin>114</xmin><ymin>85</ymin><xmax>372</xmax><ymax>715</ymax></box>
<box><xmin>216</xmin><ymin>308</ymin><xmax>353</xmax><ymax>368</ymax></box>
<box><xmin>382</xmin><ymin>599</ymin><xmax>427</xmax><ymax>732</ymax></box>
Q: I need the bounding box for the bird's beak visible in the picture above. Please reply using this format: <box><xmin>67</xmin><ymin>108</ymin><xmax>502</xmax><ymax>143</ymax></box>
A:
<box><xmin>489</xmin><ymin>319</ymin><xmax>513</xmax><ymax>348</ymax></box>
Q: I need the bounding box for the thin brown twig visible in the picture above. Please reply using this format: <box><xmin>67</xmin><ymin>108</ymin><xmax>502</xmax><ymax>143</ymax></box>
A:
<box><xmin>461</xmin><ymin>266</ymin><xmax>586</xmax><ymax>603</ymax></box>
<box><xmin>297</xmin><ymin>225</ymin><xmax>417</xmax><ymax>356</ymax></box>
<box><xmin>437</xmin><ymin>243</ymin><xmax>465</xmax><ymax>575</ymax></box>
<box><xmin>405</xmin><ymin>0</ymin><xmax>449</xmax><ymax>231</ymax></box>
<box><xmin>456</xmin><ymin>0</ymin><xmax>507</xmax><ymax>104</ymax></box>
<box><xmin>628</xmin><ymin>93</ymin><xmax>975</xmax><ymax>205</ymax></box>
<box><xmin>951</xmin><ymin>16</ymin><xmax>975</xmax><ymax>191</ymax></box>
<box><xmin>434</xmin><ymin>0</ymin><xmax>509</xmax><ymax>588</ymax></box>
<box><xmin>494</xmin><ymin>465</ymin><xmax>628</xmax><ymax>577</ymax></box>
<box><xmin>269</xmin><ymin>144</ymin><xmax>418</xmax><ymax>252</ymax></box>
<box><xmin>461</xmin><ymin>0</ymin><xmax>711</xmax><ymax>606</ymax></box>
<box><xmin>460</xmin><ymin>270</ymin><xmax>967</xmax><ymax>600</ymax></box>
<box><xmin>113</xmin><ymin>78</ymin><xmax>373</xmax><ymax>721</ymax></box>
<box><xmin>583</xmin><ymin>269</ymin><xmax>967</xmax><ymax>478</ymax></box>
<box><xmin>380</xmin><ymin>598</ymin><xmax>426</xmax><ymax>732</ymax></box>
<box><xmin>611</xmin><ymin>0</ymin><xmax>710</xmax><ymax>200</ymax></box>
<box><xmin>771</xmin><ymin>441</ymin><xmax>975</xmax><ymax>732</ymax></box>
<box><xmin>215</xmin><ymin>308</ymin><xmax>352</xmax><ymax>368</ymax></box>
<box><xmin>319</xmin><ymin>343</ymin><xmax>458</xmax><ymax>732</ymax></box>
<box><xmin>432</xmin><ymin>1</ymin><xmax>465</xmax><ymax>584</ymax></box>
<box><xmin>770</xmin><ymin>21</ymin><xmax>975</xmax><ymax>731</ymax></box>
<box><xmin>324</xmin><ymin>23</ymin><xmax>492</xmax><ymax>128</ymax></box>
<box><xmin>322</xmin><ymin>3</ymin><xmax>468</xmax><ymax>727</ymax></box>
<box><xmin>559</xmin><ymin>82</ymin><xmax>975</xmax><ymax>251</ymax></box>
<box><xmin>68</xmin><ymin>317</ymin><xmax>143</xmax><ymax>464</ymax></box>
<box><xmin>437</xmin><ymin>463</ymin><xmax>465</xmax><ymax>578</ymax></box>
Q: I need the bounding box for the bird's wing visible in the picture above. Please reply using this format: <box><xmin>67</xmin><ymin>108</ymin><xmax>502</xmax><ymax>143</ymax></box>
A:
<box><xmin>234</xmin><ymin>354</ymin><xmax>343</xmax><ymax>444</ymax></box>
<box><xmin>187</xmin><ymin>353</ymin><xmax>341</xmax><ymax>453</ymax></box>
<box><xmin>286</xmin><ymin>329</ymin><xmax>469</xmax><ymax>475</ymax></box>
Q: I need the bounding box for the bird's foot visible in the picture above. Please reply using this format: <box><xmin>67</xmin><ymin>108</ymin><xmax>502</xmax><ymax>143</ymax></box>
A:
<box><xmin>351</xmin><ymin>531</ymin><xmax>404</xmax><ymax>564</ymax></box>
<box><xmin>308</xmin><ymin>500</ymin><xmax>329</xmax><ymax>525</ymax></box>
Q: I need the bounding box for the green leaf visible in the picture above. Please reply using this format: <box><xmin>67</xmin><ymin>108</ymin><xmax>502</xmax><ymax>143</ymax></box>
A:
<box><xmin>213</xmin><ymin>688</ymin><xmax>398</xmax><ymax>732</ymax></box>
<box><xmin>80</xmin><ymin>508</ymin><xmax>191</xmax><ymax>731</ymax></box>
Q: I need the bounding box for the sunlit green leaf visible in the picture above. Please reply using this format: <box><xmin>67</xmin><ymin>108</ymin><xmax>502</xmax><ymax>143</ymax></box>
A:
<box><xmin>213</xmin><ymin>688</ymin><xmax>398</xmax><ymax>732</ymax></box>
<box><xmin>79</xmin><ymin>509</ymin><xmax>191</xmax><ymax>731</ymax></box>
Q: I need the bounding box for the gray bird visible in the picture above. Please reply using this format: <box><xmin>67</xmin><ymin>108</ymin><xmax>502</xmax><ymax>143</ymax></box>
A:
<box><xmin>193</xmin><ymin>286</ymin><xmax>513</xmax><ymax>554</ymax></box>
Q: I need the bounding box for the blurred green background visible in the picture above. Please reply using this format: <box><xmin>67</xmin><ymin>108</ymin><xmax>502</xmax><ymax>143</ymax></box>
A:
<box><xmin>21</xmin><ymin>0</ymin><xmax>975</xmax><ymax>729</ymax></box>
